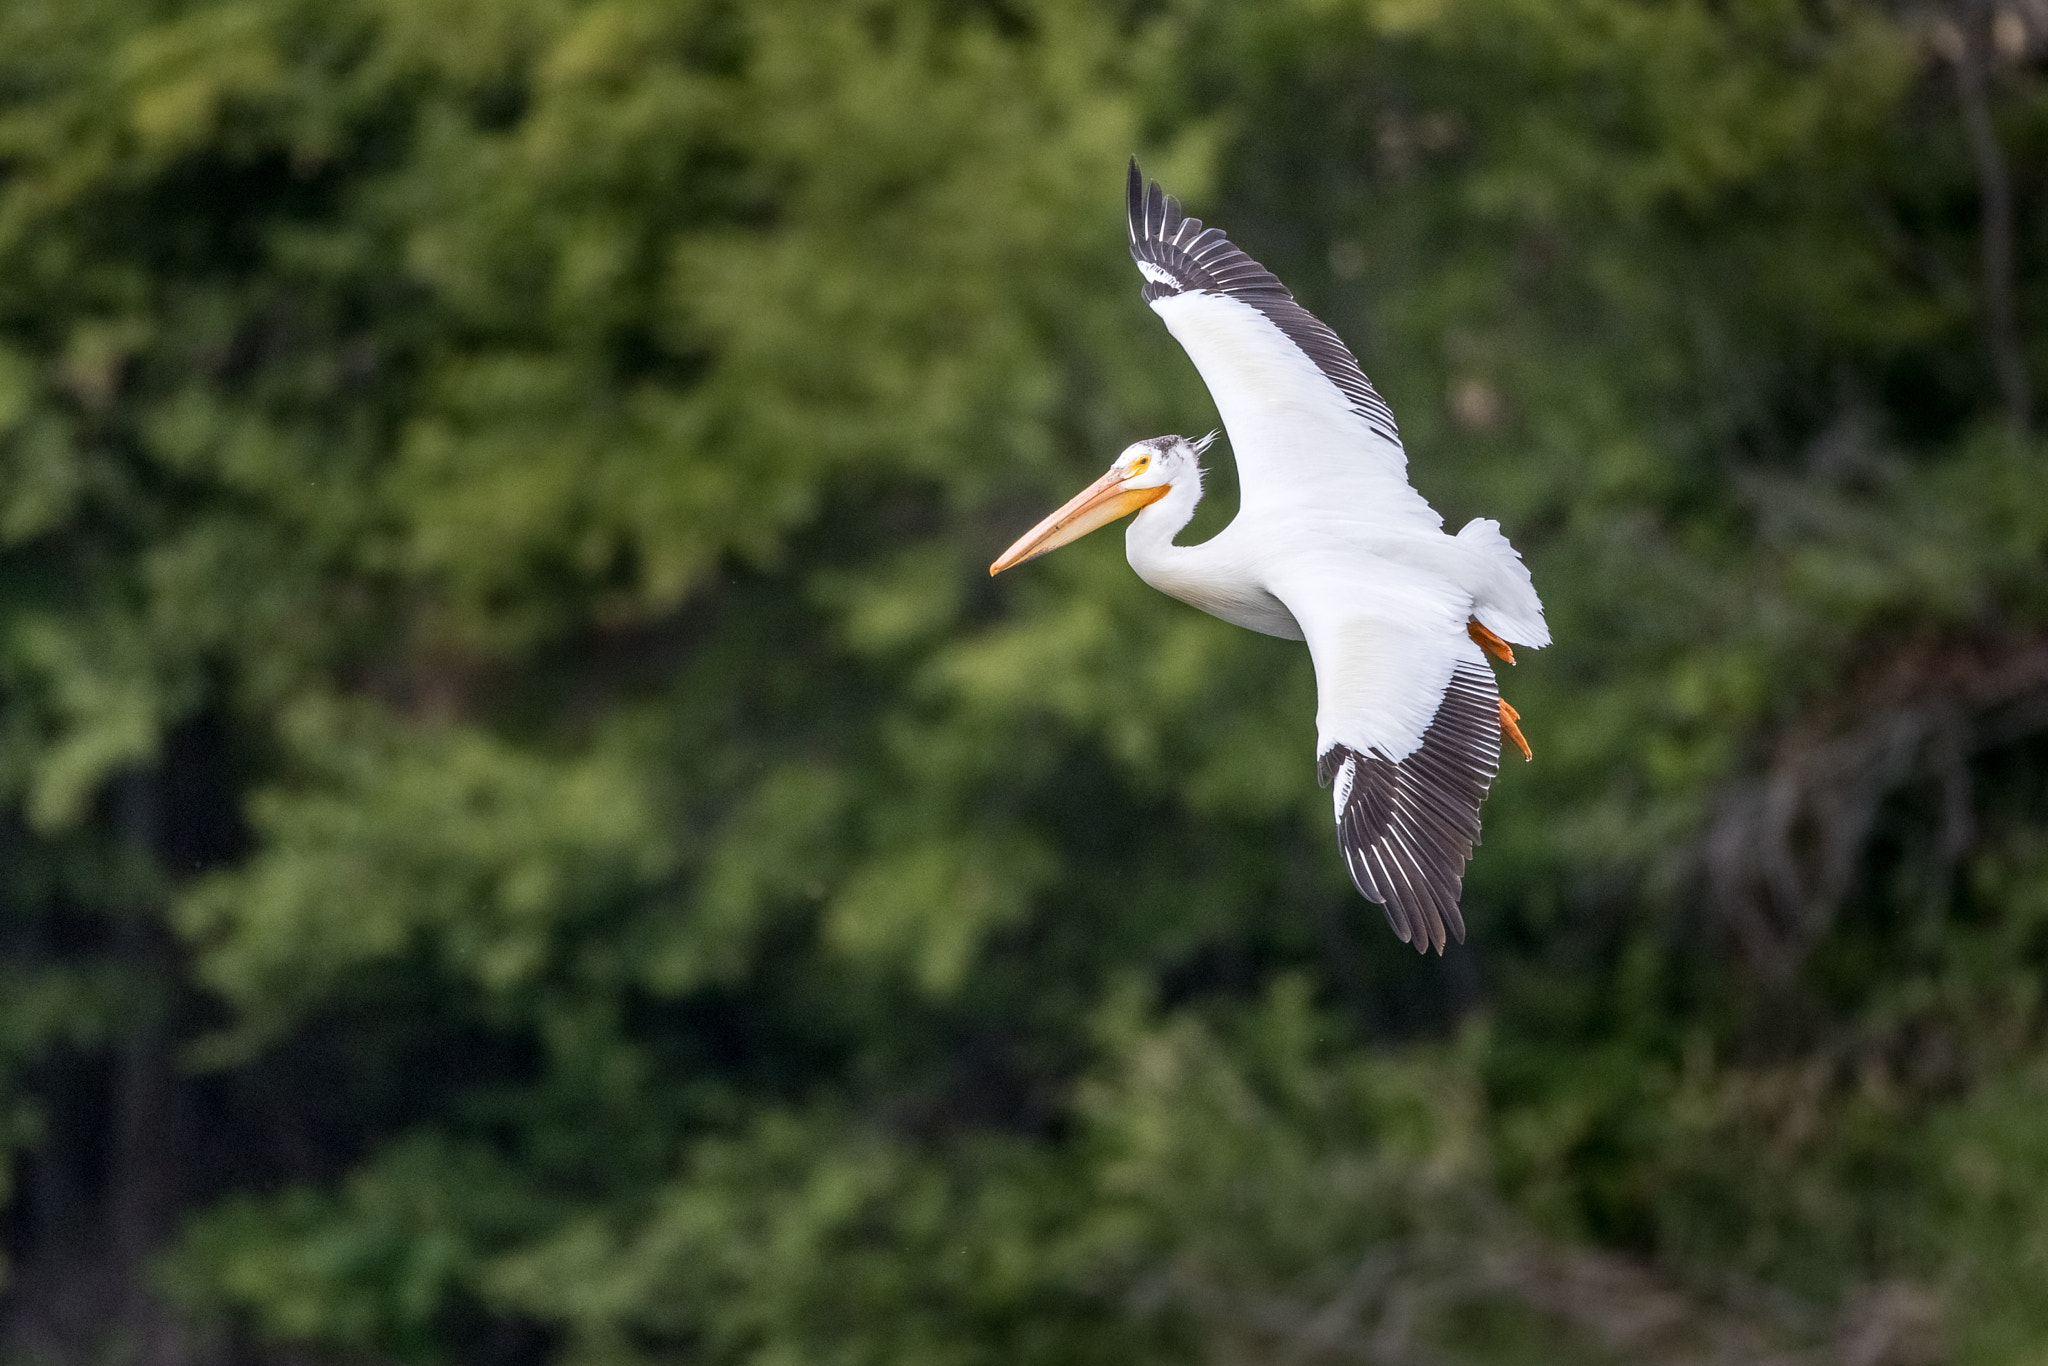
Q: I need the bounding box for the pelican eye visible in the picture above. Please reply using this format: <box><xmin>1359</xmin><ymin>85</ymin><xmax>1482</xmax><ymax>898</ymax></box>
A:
<box><xmin>1126</xmin><ymin>455</ymin><xmax>1150</xmax><ymax>477</ymax></box>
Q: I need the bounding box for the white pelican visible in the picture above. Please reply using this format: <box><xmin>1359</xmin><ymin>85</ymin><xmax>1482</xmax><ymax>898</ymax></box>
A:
<box><xmin>990</xmin><ymin>160</ymin><xmax>1549</xmax><ymax>953</ymax></box>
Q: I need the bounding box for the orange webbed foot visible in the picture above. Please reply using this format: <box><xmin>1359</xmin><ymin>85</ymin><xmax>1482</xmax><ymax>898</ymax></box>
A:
<box><xmin>1498</xmin><ymin>697</ymin><xmax>1532</xmax><ymax>762</ymax></box>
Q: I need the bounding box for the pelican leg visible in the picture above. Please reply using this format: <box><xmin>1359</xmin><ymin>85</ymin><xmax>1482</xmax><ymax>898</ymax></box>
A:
<box><xmin>1467</xmin><ymin>619</ymin><xmax>1516</xmax><ymax>664</ymax></box>
<box><xmin>1498</xmin><ymin>698</ymin><xmax>1531</xmax><ymax>762</ymax></box>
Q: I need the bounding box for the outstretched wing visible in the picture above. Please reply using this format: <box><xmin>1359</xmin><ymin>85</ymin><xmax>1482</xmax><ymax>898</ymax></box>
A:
<box><xmin>1126</xmin><ymin>159</ymin><xmax>1438</xmax><ymax>532</ymax></box>
<box><xmin>1276</xmin><ymin>564</ymin><xmax>1503</xmax><ymax>953</ymax></box>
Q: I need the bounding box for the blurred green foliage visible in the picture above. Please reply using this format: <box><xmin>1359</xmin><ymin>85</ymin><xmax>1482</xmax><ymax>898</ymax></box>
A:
<box><xmin>0</xmin><ymin>0</ymin><xmax>2046</xmax><ymax>1362</ymax></box>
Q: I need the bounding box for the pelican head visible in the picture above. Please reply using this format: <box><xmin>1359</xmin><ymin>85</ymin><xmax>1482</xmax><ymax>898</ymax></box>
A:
<box><xmin>989</xmin><ymin>432</ymin><xmax>1214</xmax><ymax>575</ymax></box>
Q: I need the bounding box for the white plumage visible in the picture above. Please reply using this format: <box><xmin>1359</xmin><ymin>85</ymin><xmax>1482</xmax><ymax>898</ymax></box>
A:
<box><xmin>990</xmin><ymin>160</ymin><xmax>1548</xmax><ymax>953</ymax></box>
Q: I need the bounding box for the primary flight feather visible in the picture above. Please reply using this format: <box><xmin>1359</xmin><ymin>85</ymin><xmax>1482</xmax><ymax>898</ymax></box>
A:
<box><xmin>991</xmin><ymin>159</ymin><xmax>1548</xmax><ymax>953</ymax></box>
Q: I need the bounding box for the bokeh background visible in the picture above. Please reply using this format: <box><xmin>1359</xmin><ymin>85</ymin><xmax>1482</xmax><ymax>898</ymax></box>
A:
<box><xmin>0</xmin><ymin>0</ymin><xmax>2045</xmax><ymax>1361</ymax></box>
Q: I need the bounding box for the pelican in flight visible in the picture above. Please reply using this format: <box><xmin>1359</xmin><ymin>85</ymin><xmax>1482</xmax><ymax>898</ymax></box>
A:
<box><xmin>990</xmin><ymin>160</ymin><xmax>1549</xmax><ymax>953</ymax></box>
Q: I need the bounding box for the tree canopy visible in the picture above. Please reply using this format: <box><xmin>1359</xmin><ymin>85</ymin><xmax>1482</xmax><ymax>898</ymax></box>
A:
<box><xmin>2</xmin><ymin>0</ymin><xmax>2046</xmax><ymax>1363</ymax></box>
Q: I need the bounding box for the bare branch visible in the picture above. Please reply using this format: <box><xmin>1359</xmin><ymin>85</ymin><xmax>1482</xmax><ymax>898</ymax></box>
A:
<box><xmin>1945</xmin><ymin>0</ymin><xmax>2033</xmax><ymax>436</ymax></box>
<box><xmin>1697</xmin><ymin>646</ymin><xmax>2048</xmax><ymax>967</ymax></box>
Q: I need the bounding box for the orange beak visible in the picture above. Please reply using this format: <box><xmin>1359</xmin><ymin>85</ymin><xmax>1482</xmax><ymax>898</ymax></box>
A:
<box><xmin>989</xmin><ymin>468</ymin><xmax>1169</xmax><ymax>575</ymax></box>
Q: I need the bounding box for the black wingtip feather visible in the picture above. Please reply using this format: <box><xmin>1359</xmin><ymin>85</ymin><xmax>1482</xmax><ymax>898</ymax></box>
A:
<box><xmin>1322</xmin><ymin>663</ymin><xmax>1501</xmax><ymax>955</ymax></box>
<box><xmin>1121</xmin><ymin>159</ymin><xmax>1404</xmax><ymax>446</ymax></box>
<box><xmin>1126</xmin><ymin>157</ymin><xmax>1143</xmax><ymax>243</ymax></box>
